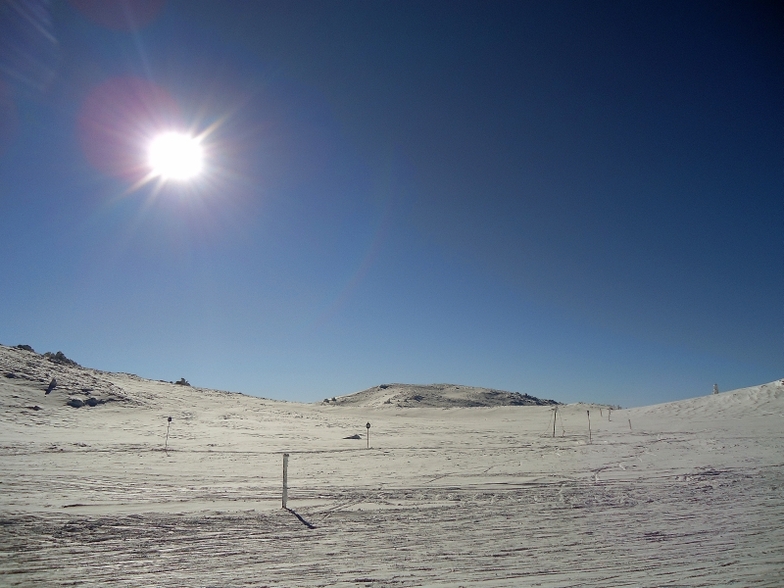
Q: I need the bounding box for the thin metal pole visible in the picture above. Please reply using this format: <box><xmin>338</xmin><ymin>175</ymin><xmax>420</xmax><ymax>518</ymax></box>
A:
<box><xmin>587</xmin><ymin>410</ymin><xmax>592</xmax><ymax>444</ymax></box>
<box><xmin>552</xmin><ymin>406</ymin><xmax>557</xmax><ymax>438</ymax></box>
<box><xmin>282</xmin><ymin>453</ymin><xmax>289</xmax><ymax>509</ymax></box>
<box><xmin>165</xmin><ymin>416</ymin><xmax>172</xmax><ymax>451</ymax></box>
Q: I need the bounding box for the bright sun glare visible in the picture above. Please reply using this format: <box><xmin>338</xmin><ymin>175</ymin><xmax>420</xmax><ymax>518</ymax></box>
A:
<box><xmin>148</xmin><ymin>132</ymin><xmax>203</xmax><ymax>181</ymax></box>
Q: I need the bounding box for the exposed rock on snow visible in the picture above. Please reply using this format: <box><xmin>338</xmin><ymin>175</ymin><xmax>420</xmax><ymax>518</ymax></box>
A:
<box><xmin>329</xmin><ymin>382</ymin><xmax>559</xmax><ymax>408</ymax></box>
<box><xmin>0</xmin><ymin>344</ymin><xmax>131</xmax><ymax>407</ymax></box>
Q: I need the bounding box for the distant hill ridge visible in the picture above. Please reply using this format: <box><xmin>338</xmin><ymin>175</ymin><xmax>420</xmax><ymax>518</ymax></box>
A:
<box><xmin>324</xmin><ymin>383</ymin><xmax>559</xmax><ymax>408</ymax></box>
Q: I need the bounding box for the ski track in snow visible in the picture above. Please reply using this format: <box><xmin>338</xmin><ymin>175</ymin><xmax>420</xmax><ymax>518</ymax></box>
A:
<box><xmin>1</xmin><ymin>448</ymin><xmax>782</xmax><ymax>587</ymax></box>
<box><xmin>1</xmin><ymin>347</ymin><xmax>782</xmax><ymax>586</ymax></box>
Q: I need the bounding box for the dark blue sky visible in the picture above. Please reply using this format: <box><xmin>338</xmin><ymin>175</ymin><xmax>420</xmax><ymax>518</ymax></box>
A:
<box><xmin>0</xmin><ymin>0</ymin><xmax>781</xmax><ymax>405</ymax></box>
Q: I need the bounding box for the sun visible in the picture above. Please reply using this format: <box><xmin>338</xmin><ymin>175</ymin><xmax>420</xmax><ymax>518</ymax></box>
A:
<box><xmin>148</xmin><ymin>132</ymin><xmax>203</xmax><ymax>181</ymax></box>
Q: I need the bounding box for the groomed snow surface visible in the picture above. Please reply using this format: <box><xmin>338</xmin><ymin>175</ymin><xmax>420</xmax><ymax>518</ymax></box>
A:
<box><xmin>1</xmin><ymin>345</ymin><xmax>782</xmax><ymax>587</ymax></box>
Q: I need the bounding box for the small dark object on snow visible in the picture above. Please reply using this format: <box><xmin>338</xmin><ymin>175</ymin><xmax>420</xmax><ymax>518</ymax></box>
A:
<box><xmin>45</xmin><ymin>378</ymin><xmax>57</xmax><ymax>394</ymax></box>
<box><xmin>85</xmin><ymin>397</ymin><xmax>98</xmax><ymax>407</ymax></box>
<box><xmin>175</xmin><ymin>378</ymin><xmax>190</xmax><ymax>386</ymax></box>
<box><xmin>67</xmin><ymin>398</ymin><xmax>84</xmax><ymax>408</ymax></box>
<box><xmin>343</xmin><ymin>434</ymin><xmax>361</xmax><ymax>440</ymax></box>
<box><xmin>4</xmin><ymin>372</ymin><xmax>16</xmax><ymax>378</ymax></box>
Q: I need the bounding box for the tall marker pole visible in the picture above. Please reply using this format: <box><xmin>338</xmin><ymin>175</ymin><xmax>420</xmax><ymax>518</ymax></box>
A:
<box><xmin>552</xmin><ymin>406</ymin><xmax>557</xmax><ymax>438</ymax></box>
<box><xmin>164</xmin><ymin>416</ymin><xmax>172</xmax><ymax>451</ymax></box>
<box><xmin>366</xmin><ymin>422</ymin><xmax>371</xmax><ymax>449</ymax></box>
<box><xmin>282</xmin><ymin>453</ymin><xmax>289</xmax><ymax>509</ymax></box>
<box><xmin>587</xmin><ymin>410</ymin><xmax>592</xmax><ymax>444</ymax></box>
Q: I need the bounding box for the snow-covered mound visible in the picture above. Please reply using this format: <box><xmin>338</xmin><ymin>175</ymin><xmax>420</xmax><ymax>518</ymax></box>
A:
<box><xmin>628</xmin><ymin>379</ymin><xmax>784</xmax><ymax>419</ymax></box>
<box><xmin>0</xmin><ymin>344</ymin><xmax>248</xmax><ymax>413</ymax></box>
<box><xmin>325</xmin><ymin>382</ymin><xmax>559</xmax><ymax>408</ymax></box>
<box><xmin>0</xmin><ymin>344</ymin><xmax>132</xmax><ymax>407</ymax></box>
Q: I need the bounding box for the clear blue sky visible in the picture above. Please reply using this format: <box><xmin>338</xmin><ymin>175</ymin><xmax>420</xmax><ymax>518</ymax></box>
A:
<box><xmin>0</xmin><ymin>1</ymin><xmax>781</xmax><ymax>406</ymax></box>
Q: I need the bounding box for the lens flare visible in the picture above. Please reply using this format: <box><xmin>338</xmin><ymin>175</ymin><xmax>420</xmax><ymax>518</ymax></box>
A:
<box><xmin>78</xmin><ymin>76</ymin><xmax>180</xmax><ymax>180</ymax></box>
<box><xmin>148</xmin><ymin>132</ymin><xmax>203</xmax><ymax>180</ymax></box>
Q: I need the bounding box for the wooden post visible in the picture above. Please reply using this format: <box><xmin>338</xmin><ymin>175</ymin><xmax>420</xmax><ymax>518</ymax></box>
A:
<box><xmin>628</xmin><ymin>418</ymin><xmax>632</xmax><ymax>431</ymax></box>
<box><xmin>552</xmin><ymin>406</ymin><xmax>557</xmax><ymax>438</ymax></box>
<box><xmin>366</xmin><ymin>422</ymin><xmax>371</xmax><ymax>449</ymax></box>
<box><xmin>282</xmin><ymin>453</ymin><xmax>289</xmax><ymax>509</ymax></box>
<box><xmin>587</xmin><ymin>410</ymin><xmax>591</xmax><ymax>444</ymax></box>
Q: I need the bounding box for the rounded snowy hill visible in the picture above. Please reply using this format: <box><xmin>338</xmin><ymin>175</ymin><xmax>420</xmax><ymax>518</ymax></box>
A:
<box><xmin>627</xmin><ymin>379</ymin><xmax>784</xmax><ymax>419</ymax></box>
<box><xmin>324</xmin><ymin>382</ymin><xmax>559</xmax><ymax>408</ymax></box>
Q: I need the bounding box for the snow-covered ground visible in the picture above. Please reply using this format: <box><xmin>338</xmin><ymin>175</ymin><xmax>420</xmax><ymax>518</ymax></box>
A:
<box><xmin>1</xmin><ymin>345</ymin><xmax>782</xmax><ymax>586</ymax></box>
